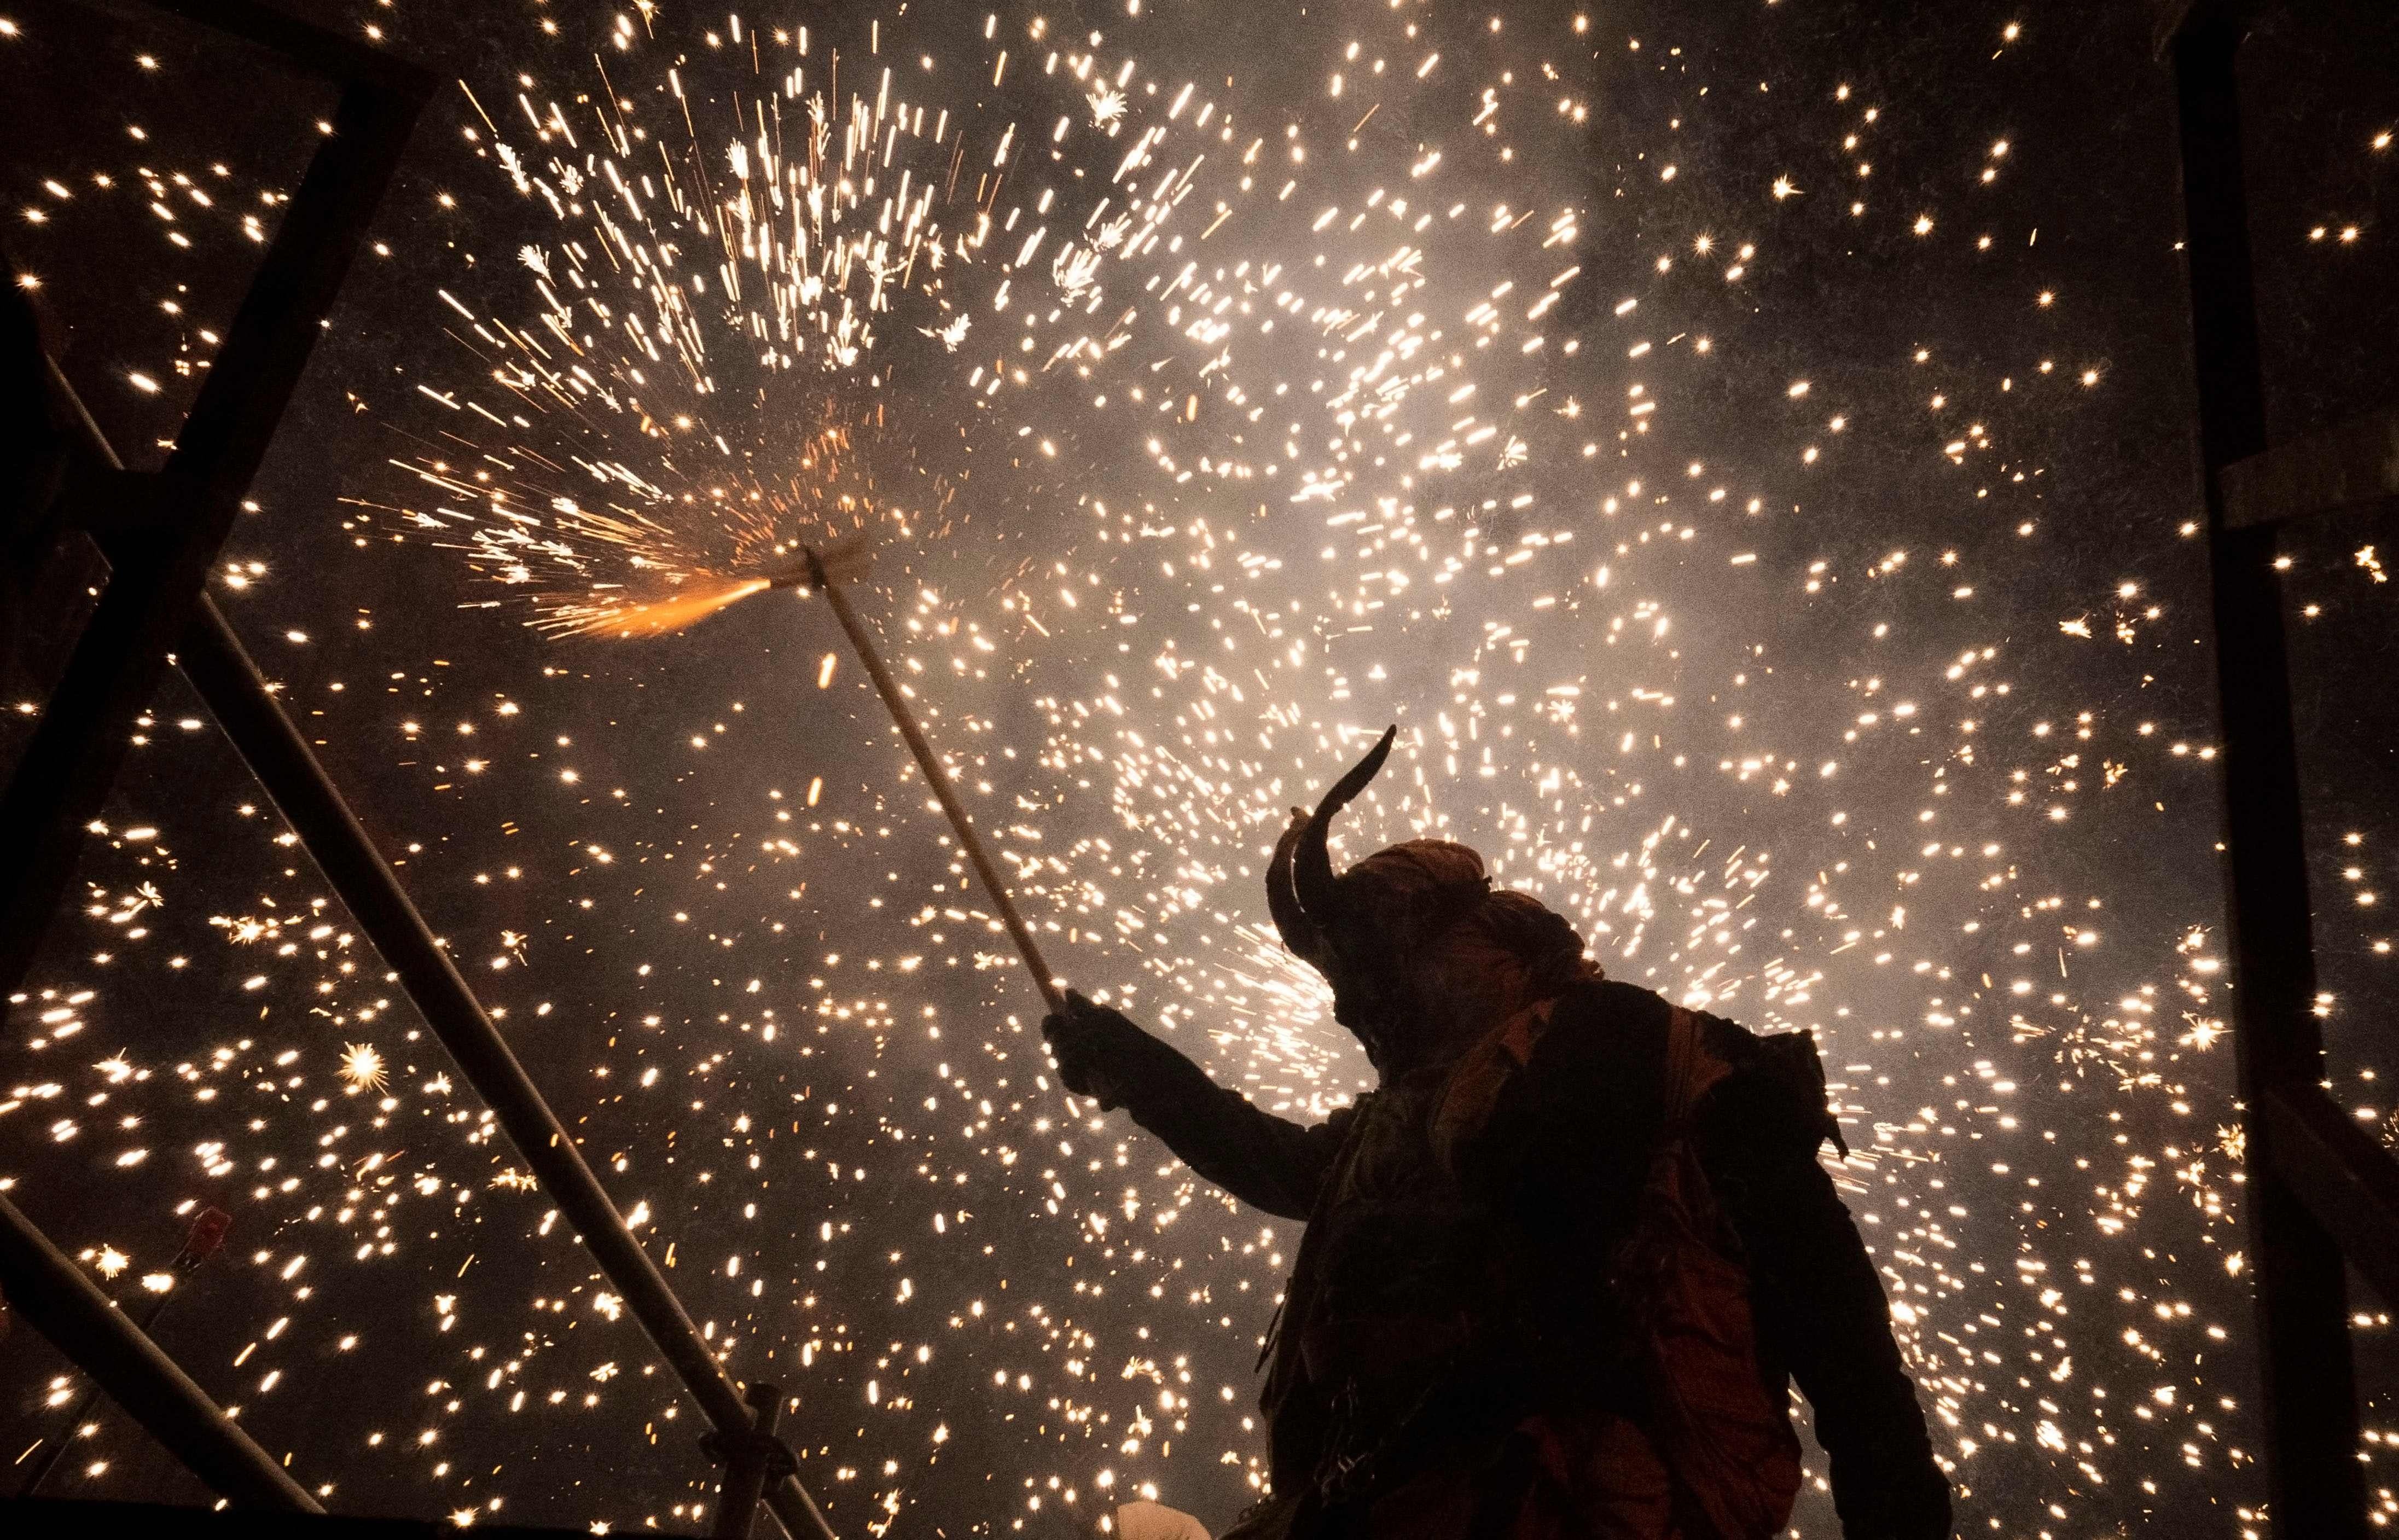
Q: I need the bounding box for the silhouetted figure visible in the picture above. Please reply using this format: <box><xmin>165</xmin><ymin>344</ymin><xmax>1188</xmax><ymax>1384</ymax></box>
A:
<box><xmin>1044</xmin><ymin>728</ymin><xmax>1951</xmax><ymax>1540</ymax></box>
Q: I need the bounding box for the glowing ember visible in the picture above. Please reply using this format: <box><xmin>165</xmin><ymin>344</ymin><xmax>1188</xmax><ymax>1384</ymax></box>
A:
<box><xmin>340</xmin><ymin>1043</ymin><xmax>388</xmax><ymax>1096</ymax></box>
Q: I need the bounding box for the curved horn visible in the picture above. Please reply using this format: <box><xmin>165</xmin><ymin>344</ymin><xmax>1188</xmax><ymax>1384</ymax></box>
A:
<box><xmin>1294</xmin><ymin>725</ymin><xmax>1398</xmax><ymax>923</ymax></box>
<box><xmin>1264</xmin><ymin>809</ymin><xmax>1325</xmax><ymax>965</ymax></box>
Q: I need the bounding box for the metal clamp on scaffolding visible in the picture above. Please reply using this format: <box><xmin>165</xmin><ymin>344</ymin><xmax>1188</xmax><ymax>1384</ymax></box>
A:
<box><xmin>702</xmin><ymin>1383</ymin><xmax>799</xmax><ymax>1540</ymax></box>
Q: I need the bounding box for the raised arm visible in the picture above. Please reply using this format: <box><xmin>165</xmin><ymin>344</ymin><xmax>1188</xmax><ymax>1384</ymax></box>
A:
<box><xmin>1042</xmin><ymin>992</ymin><xmax>1347</xmax><ymax>1221</ymax></box>
<box><xmin>1695</xmin><ymin>1053</ymin><xmax>1951</xmax><ymax>1540</ymax></box>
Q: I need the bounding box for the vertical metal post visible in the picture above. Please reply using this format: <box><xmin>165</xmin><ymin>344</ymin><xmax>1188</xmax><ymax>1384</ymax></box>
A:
<box><xmin>2169</xmin><ymin>8</ymin><xmax>2367</xmax><ymax>1536</ymax></box>
<box><xmin>0</xmin><ymin>1192</ymin><xmax>316</xmax><ymax>1512</ymax></box>
<box><xmin>708</xmin><ymin>1381</ymin><xmax>789</xmax><ymax>1540</ymax></box>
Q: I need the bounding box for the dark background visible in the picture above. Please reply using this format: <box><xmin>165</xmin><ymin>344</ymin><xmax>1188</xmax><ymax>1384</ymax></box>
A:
<box><xmin>2</xmin><ymin>0</ymin><xmax>2395</xmax><ymax>1534</ymax></box>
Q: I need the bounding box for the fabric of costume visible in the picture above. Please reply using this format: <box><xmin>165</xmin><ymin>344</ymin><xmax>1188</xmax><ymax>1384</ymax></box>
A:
<box><xmin>1092</xmin><ymin>905</ymin><xmax>1944</xmax><ymax>1538</ymax></box>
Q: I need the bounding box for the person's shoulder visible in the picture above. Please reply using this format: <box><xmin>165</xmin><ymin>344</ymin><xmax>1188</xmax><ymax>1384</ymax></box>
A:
<box><xmin>1434</xmin><ymin>985</ymin><xmax>1654</xmax><ymax>1175</ymax></box>
<box><xmin>1547</xmin><ymin>977</ymin><xmax>1672</xmax><ymax>1044</ymax></box>
<box><xmin>1439</xmin><ymin>991</ymin><xmax>1664</xmax><ymax>1187</ymax></box>
<box><xmin>1694</xmin><ymin>1020</ymin><xmax>1846</xmax><ymax>1158</ymax></box>
<box><xmin>1507</xmin><ymin>979</ymin><xmax>1672</xmax><ymax>1098</ymax></box>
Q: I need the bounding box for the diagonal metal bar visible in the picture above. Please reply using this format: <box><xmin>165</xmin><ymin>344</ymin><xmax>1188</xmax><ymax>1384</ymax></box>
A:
<box><xmin>30</xmin><ymin>345</ymin><xmax>837</xmax><ymax>1539</ymax></box>
<box><xmin>172</xmin><ymin>601</ymin><xmax>833</xmax><ymax>1540</ymax></box>
<box><xmin>2166</xmin><ymin>5</ymin><xmax>2366</xmax><ymax>1536</ymax></box>
<box><xmin>0</xmin><ymin>1190</ymin><xmax>318</xmax><ymax>1512</ymax></box>
<box><xmin>19</xmin><ymin>1206</ymin><xmax>231</xmax><ymax>1498</ymax></box>
<box><xmin>0</xmin><ymin>7</ymin><xmax>433</xmax><ymax>1001</ymax></box>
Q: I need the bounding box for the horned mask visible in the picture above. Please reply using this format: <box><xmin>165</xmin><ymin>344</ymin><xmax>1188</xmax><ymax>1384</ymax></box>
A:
<box><xmin>1265</xmin><ymin>727</ymin><xmax>1492</xmax><ymax>1058</ymax></box>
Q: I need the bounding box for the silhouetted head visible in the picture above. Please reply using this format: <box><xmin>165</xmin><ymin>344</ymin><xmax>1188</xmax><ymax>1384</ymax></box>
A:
<box><xmin>1265</xmin><ymin>728</ymin><xmax>1598</xmax><ymax>1073</ymax></box>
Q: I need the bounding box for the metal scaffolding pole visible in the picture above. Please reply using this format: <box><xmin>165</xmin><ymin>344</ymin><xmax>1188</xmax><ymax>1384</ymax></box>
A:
<box><xmin>18</xmin><ymin>1207</ymin><xmax>232</xmax><ymax>1498</ymax></box>
<box><xmin>172</xmin><ymin>602</ymin><xmax>834</xmax><ymax>1540</ymax></box>
<box><xmin>0</xmin><ymin>1190</ymin><xmax>318</xmax><ymax>1512</ymax></box>
<box><xmin>0</xmin><ymin>0</ymin><xmax>432</xmax><ymax>1002</ymax></box>
<box><xmin>33</xmin><ymin>352</ymin><xmax>837</xmax><ymax>1539</ymax></box>
<box><xmin>2164</xmin><ymin>3</ymin><xmax>2367</xmax><ymax>1535</ymax></box>
<box><xmin>0</xmin><ymin>5</ymin><xmax>833</xmax><ymax>1532</ymax></box>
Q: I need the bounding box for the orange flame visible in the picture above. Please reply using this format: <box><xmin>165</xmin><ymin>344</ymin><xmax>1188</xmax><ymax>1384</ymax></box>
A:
<box><xmin>573</xmin><ymin>578</ymin><xmax>773</xmax><ymax>639</ymax></box>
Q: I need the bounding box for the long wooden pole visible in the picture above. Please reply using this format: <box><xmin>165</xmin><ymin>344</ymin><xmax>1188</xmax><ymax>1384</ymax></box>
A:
<box><xmin>806</xmin><ymin>552</ymin><xmax>1066</xmax><ymax>1016</ymax></box>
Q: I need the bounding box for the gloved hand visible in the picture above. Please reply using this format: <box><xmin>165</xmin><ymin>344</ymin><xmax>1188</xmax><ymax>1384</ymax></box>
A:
<box><xmin>1040</xmin><ymin>990</ymin><xmax>1152</xmax><ymax>1112</ymax></box>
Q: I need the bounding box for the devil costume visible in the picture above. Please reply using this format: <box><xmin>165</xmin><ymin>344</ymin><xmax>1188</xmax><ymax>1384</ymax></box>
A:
<box><xmin>1044</xmin><ymin>729</ymin><xmax>1951</xmax><ymax>1540</ymax></box>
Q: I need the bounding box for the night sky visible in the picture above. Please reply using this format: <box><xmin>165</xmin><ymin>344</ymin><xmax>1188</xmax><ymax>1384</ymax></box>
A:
<box><xmin>3</xmin><ymin>0</ymin><xmax>2396</xmax><ymax>1535</ymax></box>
